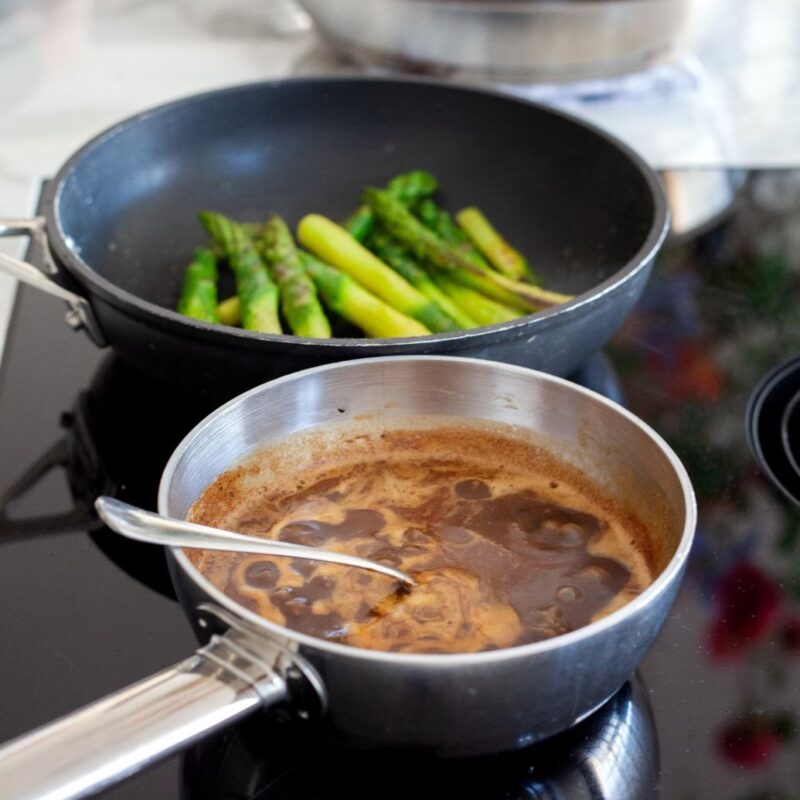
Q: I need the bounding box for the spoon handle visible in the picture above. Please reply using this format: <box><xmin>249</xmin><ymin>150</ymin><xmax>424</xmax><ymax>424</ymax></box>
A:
<box><xmin>95</xmin><ymin>496</ymin><xmax>413</xmax><ymax>586</ymax></box>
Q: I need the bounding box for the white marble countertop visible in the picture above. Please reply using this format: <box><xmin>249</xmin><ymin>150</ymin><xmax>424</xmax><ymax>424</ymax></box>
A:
<box><xmin>1</xmin><ymin>0</ymin><xmax>799</xmax><ymax>357</ymax></box>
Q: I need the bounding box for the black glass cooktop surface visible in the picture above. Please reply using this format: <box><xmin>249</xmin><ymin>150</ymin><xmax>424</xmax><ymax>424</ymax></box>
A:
<box><xmin>2</xmin><ymin>170</ymin><xmax>800</xmax><ymax>799</ymax></box>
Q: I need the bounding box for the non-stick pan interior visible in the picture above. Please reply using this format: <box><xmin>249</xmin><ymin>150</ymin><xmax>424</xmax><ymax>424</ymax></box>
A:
<box><xmin>54</xmin><ymin>79</ymin><xmax>656</xmax><ymax>309</ymax></box>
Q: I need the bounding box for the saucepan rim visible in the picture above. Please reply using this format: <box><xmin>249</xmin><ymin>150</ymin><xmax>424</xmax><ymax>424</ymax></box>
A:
<box><xmin>161</xmin><ymin>355</ymin><xmax>696</xmax><ymax>666</ymax></box>
<box><xmin>46</xmin><ymin>75</ymin><xmax>669</xmax><ymax>348</ymax></box>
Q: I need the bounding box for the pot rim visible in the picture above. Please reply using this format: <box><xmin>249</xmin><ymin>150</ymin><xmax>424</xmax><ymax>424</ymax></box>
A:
<box><xmin>161</xmin><ymin>355</ymin><xmax>696</xmax><ymax>667</ymax></box>
<box><xmin>45</xmin><ymin>75</ymin><xmax>669</xmax><ymax>348</ymax></box>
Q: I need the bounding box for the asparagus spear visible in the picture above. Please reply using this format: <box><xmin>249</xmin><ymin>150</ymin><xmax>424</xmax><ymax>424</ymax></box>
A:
<box><xmin>365</xmin><ymin>229</ymin><xmax>476</xmax><ymax>329</ymax></box>
<box><xmin>433</xmin><ymin>272</ymin><xmax>522</xmax><ymax>327</ymax></box>
<box><xmin>414</xmin><ymin>197</ymin><xmax>494</xmax><ymax>271</ymax></box>
<box><xmin>297</xmin><ymin>214</ymin><xmax>459</xmax><ymax>333</ymax></box>
<box><xmin>416</xmin><ymin>197</ymin><xmax>468</xmax><ymax>246</ymax></box>
<box><xmin>260</xmin><ymin>215</ymin><xmax>331</xmax><ymax>338</ymax></box>
<box><xmin>177</xmin><ymin>248</ymin><xmax>219</xmax><ymax>323</ymax></box>
<box><xmin>387</xmin><ymin>169</ymin><xmax>438</xmax><ymax>202</ymax></box>
<box><xmin>343</xmin><ymin>204</ymin><xmax>374</xmax><ymax>242</ymax></box>
<box><xmin>300</xmin><ymin>253</ymin><xmax>430</xmax><ymax>338</ymax></box>
<box><xmin>456</xmin><ymin>206</ymin><xmax>539</xmax><ymax>283</ymax></box>
<box><xmin>216</xmin><ymin>295</ymin><xmax>241</xmax><ymax>326</ymax></box>
<box><xmin>364</xmin><ymin>188</ymin><xmax>572</xmax><ymax>313</ymax></box>
<box><xmin>344</xmin><ymin>170</ymin><xmax>438</xmax><ymax>242</ymax></box>
<box><xmin>199</xmin><ymin>211</ymin><xmax>282</xmax><ymax>334</ymax></box>
<box><xmin>240</xmin><ymin>222</ymin><xmax>265</xmax><ymax>239</ymax></box>
<box><xmin>208</xmin><ymin>222</ymin><xmax>264</xmax><ymax>260</ymax></box>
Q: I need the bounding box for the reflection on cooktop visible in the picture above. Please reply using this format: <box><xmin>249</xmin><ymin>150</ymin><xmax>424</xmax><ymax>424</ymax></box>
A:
<box><xmin>182</xmin><ymin>677</ymin><xmax>657</xmax><ymax>800</ymax></box>
<box><xmin>0</xmin><ymin>354</ymin><xmax>223</xmax><ymax>593</ymax></box>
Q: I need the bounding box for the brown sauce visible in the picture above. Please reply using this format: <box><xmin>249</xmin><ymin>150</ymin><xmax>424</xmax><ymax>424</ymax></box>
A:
<box><xmin>188</xmin><ymin>421</ymin><xmax>654</xmax><ymax>654</ymax></box>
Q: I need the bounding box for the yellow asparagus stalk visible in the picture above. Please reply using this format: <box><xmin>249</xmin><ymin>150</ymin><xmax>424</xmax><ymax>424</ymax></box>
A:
<box><xmin>216</xmin><ymin>295</ymin><xmax>241</xmax><ymax>326</ymax></box>
<box><xmin>300</xmin><ymin>253</ymin><xmax>430</xmax><ymax>338</ymax></box>
<box><xmin>297</xmin><ymin>214</ymin><xmax>458</xmax><ymax>333</ymax></box>
<box><xmin>456</xmin><ymin>207</ymin><xmax>538</xmax><ymax>283</ymax></box>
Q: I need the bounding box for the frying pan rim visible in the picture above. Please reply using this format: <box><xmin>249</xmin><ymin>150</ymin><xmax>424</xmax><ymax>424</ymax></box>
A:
<box><xmin>45</xmin><ymin>75</ymin><xmax>669</xmax><ymax>348</ymax></box>
<box><xmin>161</xmin><ymin>355</ymin><xmax>696</xmax><ymax>667</ymax></box>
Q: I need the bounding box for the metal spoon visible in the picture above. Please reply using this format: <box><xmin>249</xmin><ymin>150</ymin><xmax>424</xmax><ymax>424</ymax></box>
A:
<box><xmin>95</xmin><ymin>496</ymin><xmax>415</xmax><ymax>586</ymax></box>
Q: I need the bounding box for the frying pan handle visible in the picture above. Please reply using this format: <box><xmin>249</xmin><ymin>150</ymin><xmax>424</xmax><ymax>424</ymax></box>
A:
<box><xmin>0</xmin><ymin>606</ymin><xmax>325</xmax><ymax>800</ymax></box>
<box><xmin>0</xmin><ymin>217</ymin><xmax>107</xmax><ymax>346</ymax></box>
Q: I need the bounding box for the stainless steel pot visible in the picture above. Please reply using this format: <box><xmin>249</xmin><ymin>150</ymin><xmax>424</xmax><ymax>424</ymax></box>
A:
<box><xmin>301</xmin><ymin>0</ymin><xmax>694</xmax><ymax>81</ymax></box>
<box><xmin>0</xmin><ymin>356</ymin><xmax>695</xmax><ymax>800</ymax></box>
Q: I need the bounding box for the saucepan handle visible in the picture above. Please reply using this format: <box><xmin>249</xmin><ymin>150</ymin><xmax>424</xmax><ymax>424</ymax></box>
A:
<box><xmin>0</xmin><ymin>217</ymin><xmax>107</xmax><ymax>346</ymax></box>
<box><xmin>0</xmin><ymin>606</ymin><xmax>324</xmax><ymax>800</ymax></box>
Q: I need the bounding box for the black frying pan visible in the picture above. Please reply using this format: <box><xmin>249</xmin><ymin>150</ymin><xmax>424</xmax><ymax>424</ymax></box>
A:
<box><xmin>0</xmin><ymin>77</ymin><xmax>668</xmax><ymax>399</ymax></box>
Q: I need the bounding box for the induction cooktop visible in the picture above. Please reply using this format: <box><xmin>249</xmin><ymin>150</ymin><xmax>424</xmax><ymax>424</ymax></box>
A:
<box><xmin>2</xmin><ymin>169</ymin><xmax>800</xmax><ymax>799</ymax></box>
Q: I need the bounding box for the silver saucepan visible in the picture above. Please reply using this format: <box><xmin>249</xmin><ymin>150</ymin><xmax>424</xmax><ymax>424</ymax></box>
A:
<box><xmin>0</xmin><ymin>356</ymin><xmax>695</xmax><ymax>799</ymax></box>
<box><xmin>300</xmin><ymin>0</ymin><xmax>695</xmax><ymax>81</ymax></box>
